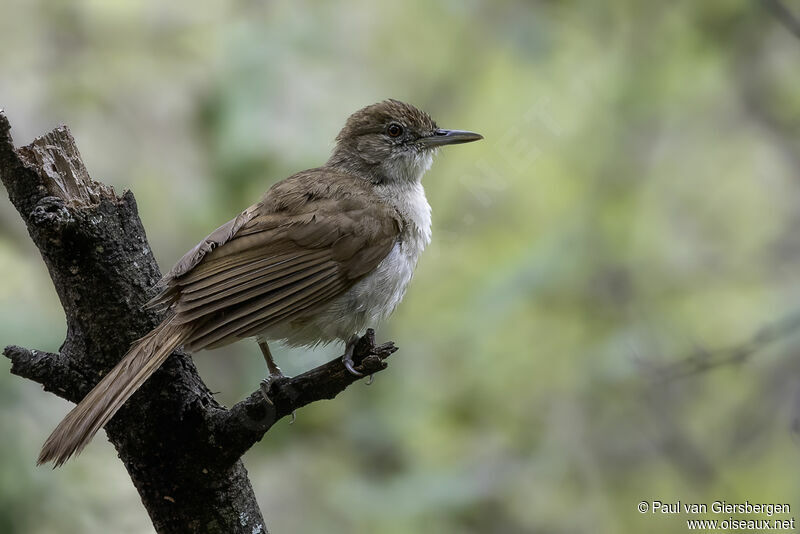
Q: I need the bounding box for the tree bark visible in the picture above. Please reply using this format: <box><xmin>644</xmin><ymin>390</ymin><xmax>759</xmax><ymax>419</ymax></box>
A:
<box><xmin>0</xmin><ymin>112</ymin><xmax>397</xmax><ymax>533</ymax></box>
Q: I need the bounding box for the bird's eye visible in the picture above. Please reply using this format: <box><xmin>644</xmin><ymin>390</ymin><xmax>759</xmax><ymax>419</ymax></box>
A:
<box><xmin>387</xmin><ymin>123</ymin><xmax>404</xmax><ymax>138</ymax></box>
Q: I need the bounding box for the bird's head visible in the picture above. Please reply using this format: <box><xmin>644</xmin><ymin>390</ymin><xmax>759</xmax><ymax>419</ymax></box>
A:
<box><xmin>328</xmin><ymin>99</ymin><xmax>482</xmax><ymax>184</ymax></box>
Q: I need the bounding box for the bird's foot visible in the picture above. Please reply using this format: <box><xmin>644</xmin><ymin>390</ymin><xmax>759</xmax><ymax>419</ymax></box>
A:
<box><xmin>259</xmin><ymin>372</ymin><xmax>297</xmax><ymax>422</ymax></box>
<box><xmin>259</xmin><ymin>377</ymin><xmax>275</xmax><ymax>405</ymax></box>
<box><xmin>259</xmin><ymin>371</ymin><xmax>285</xmax><ymax>406</ymax></box>
<box><xmin>342</xmin><ymin>328</ymin><xmax>397</xmax><ymax>378</ymax></box>
<box><xmin>342</xmin><ymin>329</ymin><xmax>397</xmax><ymax>378</ymax></box>
<box><xmin>342</xmin><ymin>334</ymin><xmax>363</xmax><ymax>376</ymax></box>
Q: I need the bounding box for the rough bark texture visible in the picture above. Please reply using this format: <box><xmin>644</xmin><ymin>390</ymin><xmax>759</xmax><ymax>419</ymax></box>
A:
<box><xmin>0</xmin><ymin>112</ymin><xmax>397</xmax><ymax>534</ymax></box>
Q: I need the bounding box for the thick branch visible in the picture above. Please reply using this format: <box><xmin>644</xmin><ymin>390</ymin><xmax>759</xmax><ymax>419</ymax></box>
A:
<box><xmin>0</xmin><ymin>110</ymin><xmax>400</xmax><ymax>533</ymax></box>
<box><xmin>1</xmin><ymin>112</ymin><xmax>268</xmax><ymax>533</ymax></box>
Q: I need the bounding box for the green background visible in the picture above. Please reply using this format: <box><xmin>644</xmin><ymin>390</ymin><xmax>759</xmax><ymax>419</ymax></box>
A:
<box><xmin>1</xmin><ymin>1</ymin><xmax>799</xmax><ymax>532</ymax></box>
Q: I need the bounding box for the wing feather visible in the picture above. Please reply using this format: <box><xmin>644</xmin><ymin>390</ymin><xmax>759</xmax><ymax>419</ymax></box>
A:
<box><xmin>179</xmin><ymin>250</ymin><xmax>327</xmax><ymax>295</ymax></box>
<box><xmin>174</xmin><ymin>259</ymin><xmax>338</xmax><ymax>320</ymax></box>
<box><xmin>149</xmin><ymin>168</ymin><xmax>403</xmax><ymax>350</ymax></box>
<box><xmin>185</xmin><ymin>270</ymin><xmax>344</xmax><ymax>350</ymax></box>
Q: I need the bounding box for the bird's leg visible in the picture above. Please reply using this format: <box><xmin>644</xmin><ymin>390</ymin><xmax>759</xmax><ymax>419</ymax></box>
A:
<box><xmin>257</xmin><ymin>338</ymin><xmax>297</xmax><ymax>423</ymax></box>
<box><xmin>342</xmin><ymin>334</ymin><xmax>363</xmax><ymax>376</ymax></box>
<box><xmin>257</xmin><ymin>337</ymin><xmax>283</xmax><ymax>406</ymax></box>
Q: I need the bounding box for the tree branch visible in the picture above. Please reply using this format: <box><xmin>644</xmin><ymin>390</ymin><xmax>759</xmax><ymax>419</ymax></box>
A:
<box><xmin>210</xmin><ymin>330</ymin><xmax>397</xmax><ymax>464</ymax></box>
<box><xmin>0</xmin><ymin>111</ymin><xmax>397</xmax><ymax>533</ymax></box>
<box><xmin>3</xmin><ymin>346</ymin><xmax>92</xmax><ymax>402</ymax></box>
<box><xmin>639</xmin><ymin>310</ymin><xmax>800</xmax><ymax>382</ymax></box>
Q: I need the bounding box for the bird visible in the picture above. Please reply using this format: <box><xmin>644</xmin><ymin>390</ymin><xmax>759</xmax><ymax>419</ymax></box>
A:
<box><xmin>37</xmin><ymin>99</ymin><xmax>483</xmax><ymax>466</ymax></box>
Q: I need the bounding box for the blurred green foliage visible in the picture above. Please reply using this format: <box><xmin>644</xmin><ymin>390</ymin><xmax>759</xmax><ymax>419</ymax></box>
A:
<box><xmin>2</xmin><ymin>1</ymin><xmax>800</xmax><ymax>532</ymax></box>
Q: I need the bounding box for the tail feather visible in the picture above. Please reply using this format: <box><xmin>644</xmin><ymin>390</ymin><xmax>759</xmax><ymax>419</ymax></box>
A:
<box><xmin>38</xmin><ymin>317</ymin><xmax>192</xmax><ymax>467</ymax></box>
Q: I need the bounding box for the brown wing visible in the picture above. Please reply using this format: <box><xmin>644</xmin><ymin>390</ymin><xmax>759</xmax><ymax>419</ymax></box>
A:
<box><xmin>147</xmin><ymin>168</ymin><xmax>401</xmax><ymax>351</ymax></box>
<box><xmin>146</xmin><ymin>202</ymin><xmax>263</xmax><ymax>311</ymax></box>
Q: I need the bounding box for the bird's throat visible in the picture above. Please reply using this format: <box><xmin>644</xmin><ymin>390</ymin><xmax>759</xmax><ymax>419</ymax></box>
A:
<box><xmin>381</xmin><ymin>150</ymin><xmax>434</xmax><ymax>185</ymax></box>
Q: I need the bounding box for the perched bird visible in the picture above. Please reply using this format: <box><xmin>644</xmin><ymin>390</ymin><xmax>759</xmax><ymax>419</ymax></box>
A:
<box><xmin>38</xmin><ymin>99</ymin><xmax>483</xmax><ymax>466</ymax></box>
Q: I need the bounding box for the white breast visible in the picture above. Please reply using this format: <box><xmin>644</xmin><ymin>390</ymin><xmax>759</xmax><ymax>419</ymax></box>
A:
<box><xmin>319</xmin><ymin>180</ymin><xmax>431</xmax><ymax>340</ymax></box>
<box><xmin>268</xmin><ymin>181</ymin><xmax>432</xmax><ymax>347</ymax></box>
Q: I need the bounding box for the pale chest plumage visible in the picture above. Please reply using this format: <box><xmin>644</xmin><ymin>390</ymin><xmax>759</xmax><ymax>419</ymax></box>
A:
<box><xmin>323</xmin><ymin>181</ymin><xmax>432</xmax><ymax>334</ymax></box>
<box><xmin>266</xmin><ymin>159</ymin><xmax>433</xmax><ymax>347</ymax></box>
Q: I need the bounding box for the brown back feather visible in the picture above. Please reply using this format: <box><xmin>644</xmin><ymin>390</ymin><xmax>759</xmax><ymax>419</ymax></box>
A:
<box><xmin>154</xmin><ymin>168</ymin><xmax>402</xmax><ymax>351</ymax></box>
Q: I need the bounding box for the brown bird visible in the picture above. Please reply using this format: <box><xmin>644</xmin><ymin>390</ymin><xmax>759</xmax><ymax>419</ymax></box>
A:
<box><xmin>38</xmin><ymin>99</ymin><xmax>482</xmax><ymax>466</ymax></box>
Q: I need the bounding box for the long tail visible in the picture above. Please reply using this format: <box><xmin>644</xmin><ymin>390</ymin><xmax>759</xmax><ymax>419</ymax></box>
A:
<box><xmin>38</xmin><ymin>316</ymin><xmax>192</xmax><ymax>467</ymax></box>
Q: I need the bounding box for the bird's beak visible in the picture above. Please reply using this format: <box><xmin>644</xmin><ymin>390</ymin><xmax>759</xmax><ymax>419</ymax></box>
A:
<box><xmin>420</xmin><ymin>129</ymin><xmax>484</xmax><ymax>147</ymax></box>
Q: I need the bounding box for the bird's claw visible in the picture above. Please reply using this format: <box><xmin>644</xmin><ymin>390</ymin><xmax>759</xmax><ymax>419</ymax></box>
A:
<box><xmin>343</xmin><ymin>355</ymin><xmax>364</xmax><ymax>376</ymax></box>
<box><xmin>259</xmin><ymin>377</ymin><xmax>275</xmax><ymax>405</ymax></box>
<box><xmin>342</xmin><ymin>334</ymin><xmax>364</xmax><ymax>376</ymax></box>
<box><xmin>260</xmin><ymin>374</ymin><xmax>298</xmax><ymax>424</ymax></box>
<box><xmin>260</xmin><ymin>371</ymin><xmax>287</xmax><ymax>406</ymax></box>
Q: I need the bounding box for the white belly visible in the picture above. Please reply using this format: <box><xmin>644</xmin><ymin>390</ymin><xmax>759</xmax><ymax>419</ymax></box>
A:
<box><xmin>263</xmin><ymin>240</ymin><xmax>417</xmax><ymax>347</ymax></box>
<box><xmin>263</xmin><ymin>181</ymin><xmax>432</xmax><ymax>348</ymax></box>
<box><xmin>325</xmin><ymin>241</ymin><xmax>417</xmax><ymax>332</ymax></box>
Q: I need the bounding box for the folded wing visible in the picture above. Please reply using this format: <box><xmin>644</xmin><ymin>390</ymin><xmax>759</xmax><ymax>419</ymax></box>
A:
<box><xmin>147</xmin><ymin>169</ymin><xmax>401</xmax><ymax>350</ymax></box>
